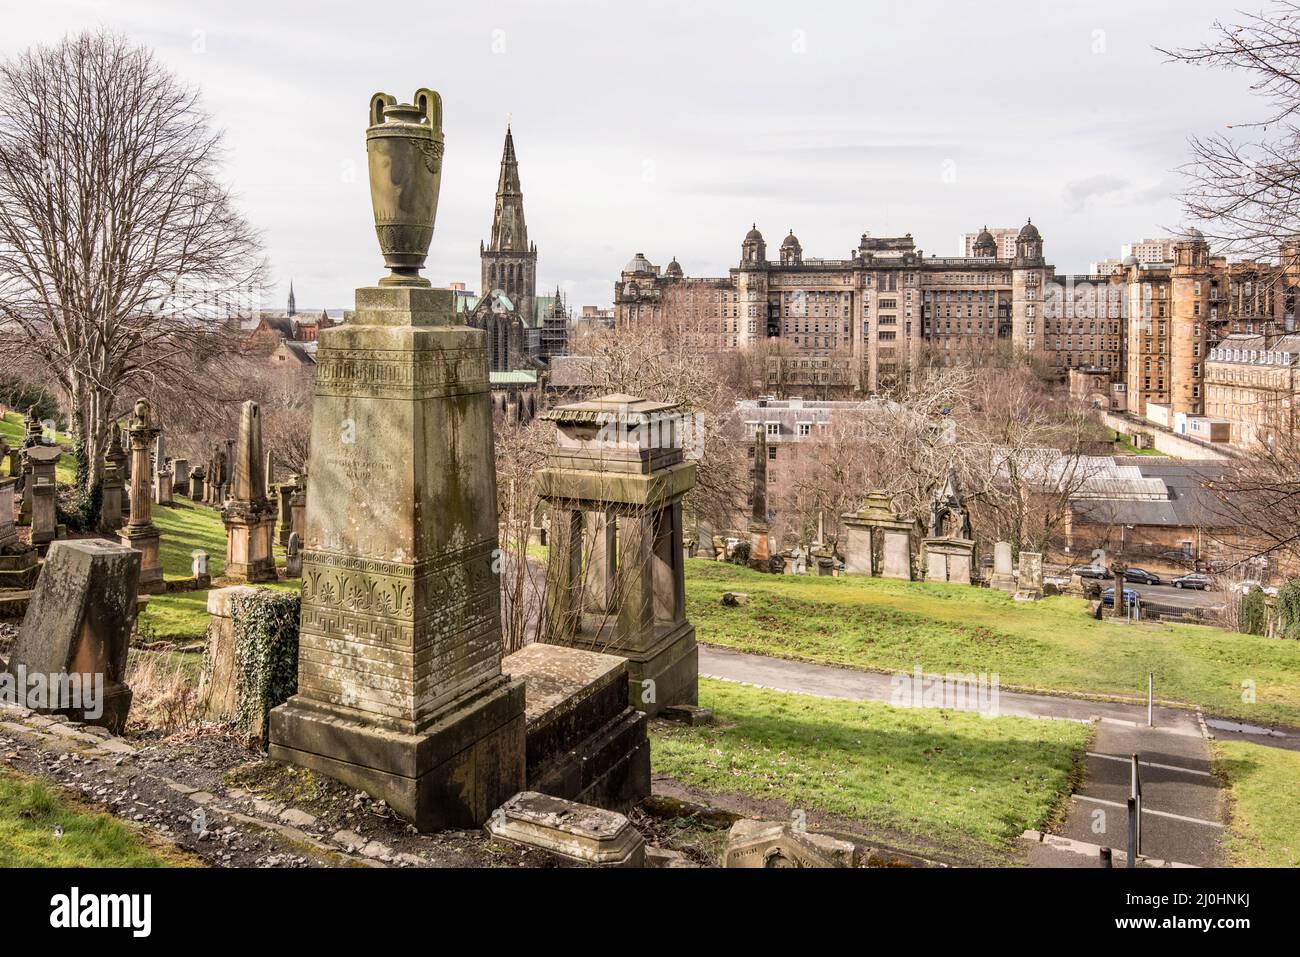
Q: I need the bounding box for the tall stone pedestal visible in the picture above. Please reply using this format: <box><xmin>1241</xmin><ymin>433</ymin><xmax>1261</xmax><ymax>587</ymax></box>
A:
<box><xmin>221</xmin><ymin>401</ymin><xmax>278</xmax><ymax>583</ymax></box>
<box><xmin>119</xmin><ymin>399</ymin><xmax>164</xmax><ymax>594</ymax></box>
<box><xmin>269</xmin><ymin>285</ymin><xmax>525</xmax><ymax>832</ymax></box>
<box><xmin>989</xmin><ymin>541</ymin><xmax>1016</xmax><ymax>592</ymax></box>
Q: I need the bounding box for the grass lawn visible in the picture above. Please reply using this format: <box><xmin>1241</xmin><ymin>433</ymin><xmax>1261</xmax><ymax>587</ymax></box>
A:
<box><xmin>1213</xmin><ymin>740</ymin><xmax>1300</xmax><ymax>867</ymax></box>
<box><xmin>0</xmin><ymin>411</ymin><xmax>78</xmax><ymax>483</ymax></box>
<box><xmin>137</xmin><ymin>492</ymin><xmax>298</xmax><ymax>642</ymax></box>
<box><xmin>651</xmin><ymin>678</ymin><xmax>1090</xmax><ymax>860</ymax></box>
<box><xmin>685</xmin><ymin>560</ymin><xmax>1300</xmax><ymax>727</ymax></box>
<box><xmin>0</xmin><ymin>767</ymin><xmax>194</xmax><ymax>866</ymax></box>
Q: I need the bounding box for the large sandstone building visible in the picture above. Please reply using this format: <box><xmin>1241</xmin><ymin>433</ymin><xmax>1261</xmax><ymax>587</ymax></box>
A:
<box><xmin>616</xmin><ymin>222</ymin><xmax>1114</xmax><ymax>395</ymax></box>
<box><xmin>616</xmin><ymin>225</ymin><xmax>1300</xmax><ymax>425</ymax></box>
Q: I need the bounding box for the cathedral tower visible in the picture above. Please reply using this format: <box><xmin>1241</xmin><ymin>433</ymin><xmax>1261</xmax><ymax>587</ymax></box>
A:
<box><xmin>480</xmin><ymin>125</ymin><xmax>537</xmax><ymax>328</ymax></box>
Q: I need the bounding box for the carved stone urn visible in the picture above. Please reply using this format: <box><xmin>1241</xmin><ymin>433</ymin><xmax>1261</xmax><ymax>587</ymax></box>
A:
<box><xmin>366</xmin><ymin>89</ymin><xmax>444</xmax><ymax>287</ymax></box>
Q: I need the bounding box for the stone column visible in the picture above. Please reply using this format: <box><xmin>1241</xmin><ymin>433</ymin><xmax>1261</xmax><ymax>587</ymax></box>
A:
<box><xmin>545</xmin><ymin>507</ymin><xmax>584</xmax><ymax>637</ymax></box>
<box><xmin>616</xmin><ymin>513</ymin><xmax>655</xmax><ymax>646</ymax></box>
<box><xmin>583</xmin><ymin>509</ymin><xmax>615</xmax><ymax>614</ymax></box>
<box><xmin>119</xmin><ymin>398</ymin><xmax>164</xmax><ymax>593</ymax></box>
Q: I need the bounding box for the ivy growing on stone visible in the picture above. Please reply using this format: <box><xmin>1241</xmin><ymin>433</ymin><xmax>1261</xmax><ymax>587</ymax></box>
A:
<box><xmin>1239</xmin><ymin>586</ymin><xmax>1267</xmax><ymax>636</ymax></box>
<box><xmin>229</xmin><ymin>591</ymin><xmax>300</xmax><ymax>744</ymax></box>
<box><xmin>1274</xmin><ymin>580</ymin><xmax>1300</xmax><ymax>640</ymax></box>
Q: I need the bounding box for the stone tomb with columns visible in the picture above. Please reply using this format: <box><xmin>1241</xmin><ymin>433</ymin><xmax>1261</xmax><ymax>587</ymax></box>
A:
<box><xmin>842</xmin><ymin>491</ymin><xmax>917</xmax><ymax>580</ymax></box>
<box><xmin>537</xmin><ymin>394</ymin><xmax>698</xmax><ymax>718</ymax></box>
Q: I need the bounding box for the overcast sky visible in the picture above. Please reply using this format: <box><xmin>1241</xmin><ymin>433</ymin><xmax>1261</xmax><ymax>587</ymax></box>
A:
<box><xmin>5</xmin><ymin>0</ymin><xmax>1266</xmax><ymax>311</ymax></box>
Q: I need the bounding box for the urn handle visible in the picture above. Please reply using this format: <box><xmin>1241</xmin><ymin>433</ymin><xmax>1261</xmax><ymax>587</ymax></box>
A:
<box><xmin>369</xmin><ymin>92</ymin><xmax>396</xmax><ymax>127</ymax></box>
<box><xmin>413</xmin><ymin>88</ymin><xmax>442</xmax><ymax>128</ymax></box>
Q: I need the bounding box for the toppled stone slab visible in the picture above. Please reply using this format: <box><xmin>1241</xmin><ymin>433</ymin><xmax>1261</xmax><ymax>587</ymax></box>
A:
<box><xmin>658</xmin><ymin>704</ymin><xmax>714</xmax><ymax>726</ymax></box>
<box><xmin>3</xmin><ymin>539</ymin><xmax>139</xmax><ymax>732</ymax></box>
<box><xmin>721</xmin><ymin>819</ymin><xmax>857</xmax><ymax>868</ymax></box>
<box><xmin>721</xmin><ymin>592</ymin><xmax>752</xmax><ymax>607</ymax></box>
<box><xmin>486</xmin><ymin>790</ymin><xmax>645</xmax><ymax>867</ymax></box>
<box><xmin>646</xmin><ymin>845</ymin><xmax>700</xmax><ymax>868</ymax></box>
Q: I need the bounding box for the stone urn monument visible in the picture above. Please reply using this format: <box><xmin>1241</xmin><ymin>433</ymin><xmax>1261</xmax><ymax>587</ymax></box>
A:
<box><xmin>366</xmin><ymin>89</ymin><xmax>444</xmax><ymax>287</ymax></box>
<box><xmin>270</xmin><ymin>89</ymin><xmax>525</xmax><ymax>832</ymax></box>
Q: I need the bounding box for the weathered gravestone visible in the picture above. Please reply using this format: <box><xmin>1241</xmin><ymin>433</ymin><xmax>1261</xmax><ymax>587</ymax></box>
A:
<box><xmin>989</xmin><ymin>541</ymin><xmax>1016</xmax><ymax>593</ymax></box>
<box><xmin>25</xmin><ymin>445</ymin><xmax>63</xmax><ymax>549</ymax></box>
<box><xmin>269</xmin><ymin>88</ymin><xmax>526</xmax><ymax>832</ymax></box>
<box><xmin>2</xmin><ymin>540</ymin><xmax>139</xmax><ymax>732</ymax></box>
<box><xmin>99</xmin><ymin>461</ymin><xmax>124</xmax><ymax>532</ymax></box>
<box><xmin>284</xmin><ymin>531</ymin><xmax>302</xmax><ymax>578</ymax></box>
<box><xmin>1014</xmin><ymin>551</ymin><xmax>1044</xmax><ymax>602</ymax></box>
<box><xmin>188</xmin><ymin>466</ymin><xmax>205</xmax><ymax>501</ymax></box>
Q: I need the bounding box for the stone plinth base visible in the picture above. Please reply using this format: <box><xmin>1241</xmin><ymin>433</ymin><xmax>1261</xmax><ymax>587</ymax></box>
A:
<box><xmin>199</xmin><ymin>585</ymin><xmax>260</xmax><ymax>722</ymax></box>
<box><xmin>119</xmin><ymin>525</ymin><xmax>163</xmax><ymax>593</ymax></box>
<box><xmin>222</xmin><ymin>516</ymin><xmax>277</xmax><ymax>583</ymax></box>
<box><xmin>0</xmin><ymin>549</ymin><xmax>39</xmax><ymax>590</ymax></box>
<box><xmin>269</xmin><ymin>677</ymin><xmax>526</xmax><ymax>832</ymax></box>
<box><xmin>546</xmin><ymin>620</ymin><xmax>697</xmax><ymax>719</ymax></box>
<box><xmin>990</xmin><ymin>573</ymin><xmax>1016</xmax><ymax>593</ymax></box>
<box><xmin>503</xmin><ymin>643</ymin><xmax>650</xmax><ymax>812</ymax></box>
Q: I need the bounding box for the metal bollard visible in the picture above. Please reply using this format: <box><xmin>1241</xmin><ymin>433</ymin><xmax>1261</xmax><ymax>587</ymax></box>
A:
<box><xmin>1100</xmin><ymin>847</ymin><xmax>1112</xmax><ymax>868</ymax></box>
<box><xmin>1127</xmin><ymin>797</ymin><xmax>1138</xmax><ymax>868</ymax></box>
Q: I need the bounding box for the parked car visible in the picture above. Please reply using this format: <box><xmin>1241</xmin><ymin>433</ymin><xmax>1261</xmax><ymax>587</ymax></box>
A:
<box><xmin>1101</xmin><ymin>586</ymin><xmax>1141</xmax><ymax>607</ymax></box>
<box><xmin>1122</xmin><ymin>567</ymin><xmax>1162</xmax><ymax>586</ymax></box>
<box><xmin>1172</xmin><ymin>573</ymin><xmax>1213</xmax><ymax>590</ymax></box>
<box><xmin>1069</xmin><ymin>563</ymin><xmax>1109</xmax><ymax>579</ymax></box>
<box><xmin>1157</xmin><ymin>549</ymin><xmax>1197</xmax><ymax>567</ymax></box>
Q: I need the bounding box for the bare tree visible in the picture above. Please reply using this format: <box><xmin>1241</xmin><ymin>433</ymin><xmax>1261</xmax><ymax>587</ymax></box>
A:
<box><xmin>0</xmin><ymin>30</ymin><xmax>264</xmax><ymax>489</ymax></box>
<box><xmin>1161</xmin><ymin>2</ymin><xmax>1300</xmax><ymax>263</ymax></box>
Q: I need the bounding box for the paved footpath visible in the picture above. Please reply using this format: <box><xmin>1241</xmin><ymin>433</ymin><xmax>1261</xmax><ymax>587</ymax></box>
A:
<box><xmin>698</xmin><ymin>644</ymin><xmax>1241</xmax><ymax>867</ymax></box>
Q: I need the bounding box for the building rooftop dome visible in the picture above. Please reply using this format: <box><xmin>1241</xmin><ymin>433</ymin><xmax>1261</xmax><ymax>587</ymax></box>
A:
<box><xmin>781</xmin><ymin>230</ymin><xmax>801</xmax><ymax>248</ymax></box>
<box><xmin>624</xmin><ymin>252</ymin><xmax>655</xmax><ymax>274</ymax></box>
<box><xmin>1018</xmin><ymin>219</ymin><xmax>1041</xmax><ymax>241</ymax></box>
<box><xmin>665</xmin><ymin>256</ymin><xmax>683</xmax><ymax>277</ymax></box>
<box><xmin>1122</xmin><ymin>254</ymin><xmax>1139</xmax><ymax>266</ymax></box>
<box><xmin>744</xmin><ymin>224</ymin><xmax>764</xmax><ymax>243</ymax></box>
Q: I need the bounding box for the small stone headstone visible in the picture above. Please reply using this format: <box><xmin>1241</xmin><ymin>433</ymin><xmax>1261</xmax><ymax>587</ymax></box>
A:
<box><xmin>191</xmin><ymin>549</ymin><xmax>209</xmax><ymax>580</ymax></box>
<box><xmin>285</xmin><ymin>531</ymin><xmax>302</xmax><ymax>578</ymax></box>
